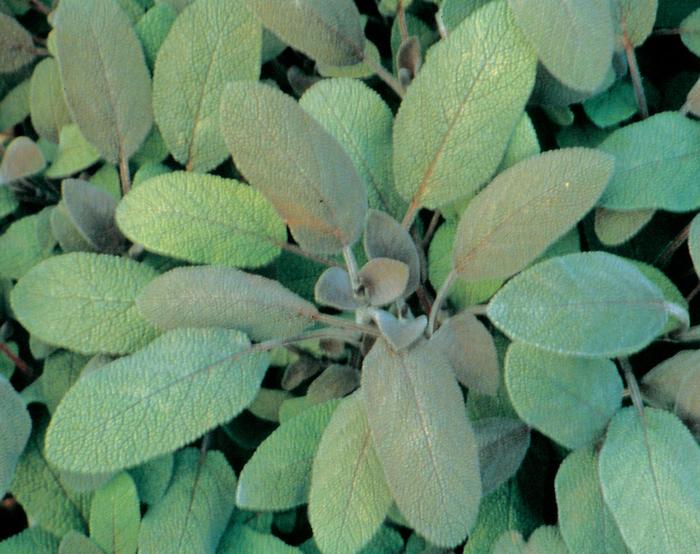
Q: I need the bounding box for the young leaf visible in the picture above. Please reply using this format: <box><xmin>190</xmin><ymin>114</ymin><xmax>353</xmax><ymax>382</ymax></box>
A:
<box><xmin>370</xmin><ymin>311</ymin><xmax>426</xmax><ymax>351</ymax></box>
<box><xmin>0</xmin><ymin>136</ymin><xmax>45</xmax><ymax>184</ymax></box>
<box><xmin>44</xmin><ymin>124</ymin><xmax>101</xmax><ymax>179</ymax></box>
<box><xmin>453</xmin><ymin>148</ymin><xmax>614</xmax><ymax>281</ymax></box>
<box><xmin>236</xmin><ymin>400</ymin><xmax>339</xmax><ymax>511</ymax></box>
<box><xmin>58</xmin><ymin>532</ymin><xmax>103</xmax><ymax>554</ymax></box>
<box><xmin>153</xmin><ymin>0</ymin><xmax>261</xmax><ymax>172</ymax></box>
<box><xmin>89</xmin><ymin>472</ymin><xmax>140</xmax><ymax>554</ymax></box>
<box><xmin>138</xmin><ymin>449</ymin><xmax>236</xmax><ymax>554</ymax></box>
<box><xmin>0</xmin><ymin>207</ymin><xmax>55</xmax><ymax>280</ymax></box>
<box><xmin>555</xmin><ymin>447</ymin><xmax>627</xmax><ymax>554</ymax></box>
<box><xmin>129</xmin><ymin>454</ymin><xmax>174</xmax><ymax>506</ymax></box>
<box><xmin>493</xmin><ymin>526</ymin><xmax>569</xmax><ymax>554</ymax></box>
<box><xmin>508</xmin><ymin>0</ymin><xmax>614</xmax><ymax>92</ymax></box>
<box><xmin>45</xmin><ymin>328</ymin><xmax>268</xmax><ymax>473</ymax></box>
<box><xmin>0</xmin><ymin>13</ymin><xmax>35</xmax><ymax>73</ymax></box>
<box><xmin>362</xmin><ymin>339</ymin><xmax>481</xmax><ymax>548</ymax></box>
<box><xmin>136</xmin><ymin>266</ymin><xmax>319</xmax><ymax>341</ymax></box>
<box><xmin>594</xmin><ymin>207</ymin><xmax>654</xmax><ymax>246</ymax></box>
<box><xmin>487</xmin><ymin>252</ymin><xmax>672</xmax><ymax>357</ymax></box>
<box><xmin>474</xmin><ymin>418</ymin><xmax>530</xmax><ymax>495</ymax></box>
<box><xmin>309</xmin><ymin>394</ymin><xmax>392</xmax><ymax>554</ymax></box>
<box><xmin>394</xmin><ymin>0</ymin><xmax>536</xmax><ymax>211</ymax></box>
<box><xmin>314</xmin><ymin>267</ymin><xmax>362</xmax><ymax>311</ymax></box>
<box><xmin>306</xmin><ymin>364</ymin><xmax>360</xmax><ymax>404</ymax></box>
<box><xmin>0</xmin><ymin>528</ymin><xmax>59</xmax><ymax>554</ymax></box>
<box><xmin>599</xmin><ymin>408</ymin><xmax>700</xmax><ymax>553</ymax></box>
<box><xmin>29</xmin><ymin>58</ymin><xmax>72</xmax><ymax>144</ymax></box>
<box><xmin>0</xmin><ymin>376</ymin><xmax>31</xmax><ymax>495</ymax></box>
<box><xmin>358</xmin><ymin>258</ymin><xmax>408</xmax><ymax>306</ymax></box>
<box><xmin>116</xmin><ymin>172</ymin><xmax>286</xmax><ymax>268</ymax></box>
<box><xmin>242</xmin><ymin>0</ymin><xmax>365</xmax><ymax>66</ymax></box>
<box><xmin>217</xmin><ymin>524</ymin><xmax>301</xmax><ymax>554</ymax></box>
<box><xmin>220</xmin><ymin>81</ymin><xmax>367</xmax><ymax>254</ymax></box>
<box><xmin>11</xmin><ymin>253</ymin><xmax>157</xmax><ymax>355</ymax></box>
<box><xmin>53</xmin><ymin>0</ymin><xmax>153</xmax><ymax>163</ymax></box>
<box><xmin>681</xmin><ymin>8</ymin><xmax>700</xmax><ymax>57</ymax></box>
<box><xmin>597</xmin><ymin>112</ymin><xmax>700</xmax><ymax>211</ymax></box>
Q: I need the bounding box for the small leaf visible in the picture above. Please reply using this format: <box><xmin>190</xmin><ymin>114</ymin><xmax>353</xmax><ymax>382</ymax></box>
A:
<box><xmin>128</xmin><ymin>454</ymin><xmax>174</xmax><ymax>506</ymax></box>
<box><xmin>474</xmin><ymin>418</ymin><xmax>530</xmax><ymax>495</ymax></box>
<box><xmin>116</xmin><ymin>172</ymin><xmax>286</xmax><ymax>268</ymax></box>
<box><xmin>46</xmin><ymin>328</ymin><xmax>268</xmax><ymax>473</ymax></box>
<box><xmin>359</xmin><ymin>258</ymin><xmax>408</xmax><ymax>306</ymax></box>
<box><xmin>58</xmin><ymin>532</ymin><xmax>103</xmax><ymax>554</ymax></box>
<box><xmin>0</xmin><ymin>188</ymin><xmax>18</xmax><ymax>219</ymax></box>
<box><xmin>0</xmin><ymin>13</ymin><xmax>35</xmax><ymax>73</ymax></box>
<box><xmin>89</xmin><ymin>472</ymin><xmax>140</xmax><ymax>554</ymax></box>
<box><xmin>217</xmin><ymin>524</ymin><xmax>301</xmax><ymax>554</ymax></box>
<box><xmin>681</xmin><ymin>8</ymin><xmax>700</xmax><ymax>57</ymax></box>
<box><xmin>0</xmin><ymin>528</ymin><xmax>59</xmax><ymax>554</ymax></box>
<box><xmin>396</xmin><ymin>36</ymin><xmax>421</xmax><ymax>87</ymax></box>
<box><xmin>314</xmin><ymin>266</ymin><xmax>361</xmax><ymax>311</ymax></box>
<box><xmin>0</xmin><ymin>136</ymin><xmax>45</xmax><ymax>184</ymax></box>
<box><xmin>29</xmin><ymin>58</ymin><xmax>71</xmax><ymax>144</ymax></box>
<box><xmin>136</xmin><ymin>265</ymin><xmax>319</xmax><ymax>341</ymax></box>
<box><xmin>370</xmin><ymin>311</ymin><xmax>426</xmax><ymax>351</ymax></box>
<box><xmin>307</xmin><ymin>364</ymin><xmax>360</xmax><ymax>403</ymax></box>
<box><xmin>242</xmin><ymin>0</ymin><xmax>365</xmax><ymax>66</ymax></box>
<box><xmin>599</xmin><ymin>407</ymin><xmax>700</xmax><ymax>553</ymax></box>
<box><xmin>0</xmin><ymin>376</ymin><xmax>31</xmax><ymax>495</ymax></box>
<box><xmin>642</xmin><ymin>349</ymin><xmax>700</xmax><ymax>424</ymax></box>
<box><xmin>682</xmin><ymin>74</ymin><xmax>700</xmax><ymax>117</ymax></box>
<box><xmin>0</xmin><ymin>207</ymin><xmax>55</xmax><ymax>280</ymax></box>
<box><xmin>493</xmin><ymin>526</ymin><xmax>569</xmax><ymax>553</ymax></box>
<box><xmin>135</xmin><ymin>3</ymin><xmax>177</xmax><ymax>70</ymax></box>
<box><xmin>248</xmin><ymin>388</ymin><xmax>292</xmax><ymax>422</ymax></box>
<box><xmin>594</xmin><ymin>207</ymin><xmax>654</xmax><ymax>246</ymax></box>
<box><xmin>487</xmin><ymin>252</ymin><xmax>671</xmax><ymax>357</ymax></box>
<box><xmin>362</xmin><ymin>339</ymin><xmax>481</xmax><ymax>547</ymax></box>
<box><xmin>220</xmin><ymin>81</ymin><xmax>367</xmax><ymax>254</ymax></box>
<box><xmin>0</xmin><ymin>78</ymin><xmax>30</xmax><ymax>131</ymax></box>
<box><xmin>44</xmin><ymin>124</ymin><xmax>101</xmax><ymax>179</ymax></box>
<box><xmin>138</xmin><ymin>449</ymin><xmax>236</xmax><ymax>554</ymax></box>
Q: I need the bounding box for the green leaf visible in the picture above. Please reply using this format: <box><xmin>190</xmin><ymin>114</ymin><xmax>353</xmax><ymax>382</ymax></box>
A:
<box><xmin>0</xmin><ymin>13</ymin><xmax>35</xmax><ymax>73</ymax></box>
<box><xmin>236</xmin><ymin>400</ymin><xmax>339</xmax><ymax>511</ymax></box>
<box><xmin>438</xmin><ymin>0</ymin><xmax>493</xmax><ymax>31</ymax></box>
<box><xmin>599</xmin><ymin>407</ymin><xmax>700</xmax><ymax>553</ymax></box>
<box><xmin>493</xmin><ymin>526</ymin><xmax>569</xmax><ymax>553</ymax></box>
<box><xmin>45</xmin><ymin>124</ymin><xmax>101</xmax><ymax>179</ymax></box>
<box><xmin>394</xmin><ymin>0</ymin><xmax>536</xmax><ymax>211</ymax></box>
<box><xmin>0</xmin><ymin>341</ymin><xmax>17</xmax><ymax>379</ymax></box>
<box><xmin>220</xmin><ymin>81</ymin><xmax>367</xmax><ymax>254</ymax></box>
<box><xmin>29</xmin><ymin>58</ymin><xmax>71</xmax><ymax>144</ymax></box>
<box><xmin>362</xmin><ymin>339</ymin><xmax>481</xmax><ymax>547</ymax></box>
<box><xmin>136</xmin><ymin>266</ymin><xmax>319</xmax><ymax>341</ymax></box>
<box><xmin>248</xmin><ymin>388</ymin><xmax>292</xmax><ymax>422</ymax></box>
<box><xmin>0</xmin><ymin>376</ymin><xmax>31</xmax><ymax>495</ymax></box>
<box><xmin>629</xmin><ymin>260</ymin><xmax>688</xmax><ymax>334</ymax></box>
<box><xmin>0</xmin><ymin>136</ymin><xmax>45</xmax><ymax>183</ymax></box>
<box><xmin>0</xmin><ymin>187</ymin><xmax>18</xmax><ymax>219</ymax></box>
<box><xmin>299</xmin><ymin>79</ymin><xmax>406</xmax><ymax>220</ymax></box>
<box><xmin>217</xmin><ymin>524</ymin><xmax>301</xmax><ymax>554</ymax></box>
<box><xmin>0</xmin><ymin>78</ymin><xmax>29</xmax><ymax>131</ymax></box>
<box><xmin>54</xmin><ymin>0</ymin><xmax>153</xmax><ymax>163</ymax></box>
<box><xmin>138</xmin><ymin>449</ymin><xmax>236</xmax><ymax>554</ymax></box>
<box><xmin>45</xmin><ymin>328</ymin><xmax>268</xmax><ymax>473</ymax></box>
<box><xmin>116</xmin><ymin>172</ymin><xmax>285</xmax><ymax>268</ymax></box>
<box><xmin>135</xmin><ymin>3</ymin><xmax>177</xmax><ymax>70</ymax></box>
<box><xmin>597</xmin><ymin>112</ymin><xmax>700</xmax><ymax>211</ymax></box>
<box><xmin>153</xmin><ymin>0</ymin><xmax>260</xmax><ymax>172</ymax></box>
<box><xmin>583</xmin><ymin>79</ymin><xmax>639</xmax><ymax>128</ymax></box>
<box><xmin>11</xmin><ymin>253</ymin><xmax>157</xmax><ymax>355</ymax></box>
<box><xmin>0</xmin><ymin>206</ymin><xmax>55</xmax><ymax>280</ymax></box>
<box><xmin>475</xmin><ymin>418</ymin><xmax>530</xmax><ymax>495</ymax></box>
<box><xmin>306</xmin><ymin>365</ymin><xmax>359</xmax><ymax>404</ymax></box>
<box><xmin>90</xmin><ymin>472</ymin><xmax>140</xmax><ymax>554</ymax></box>
<box><xmin>689</xmin><ymin>212</ymin><xmax>700</xmax><ymax>277</ymax></box>
<box><xmin>242</xmin><ymin>0</ymin><xmax>365</xmax><ymax>66</ymax></box>
<box><xmin>0</xmin><ymin>527</ymin><xmax>60</xmax><ymax>554</ymax></box>
<box><xmin>314</xmin><ymin>267</ymin><xmax>361</xmax><ymax>311</ymax></box>
<box><xmin>51</xmin><ymin>202</ymin><xmax>94</xmax><ymax>253</ymax></box>
<box><xmin>505</xmin><ymin>342</ymin><xmax>622</xmax><ymax>449</ymax></box>
<box><xmin>642</xmin><ymin>350</ymin><xmax>700</xmax><ymax>424</ymax></box>
<box><xmin>359</xmin><ymin>258</ymin><xmax>408</xmax><ymax>306</ymax></box>
<box><xmin>316</xmin><ymin>40</ymin><xmax>381</xmax><ymax>79</ymax></box>
<box><xmin>39</xmin><ymin>350</ymin><xmax>90</xmax><ymax>413</ymax></box>
<box><xmin>612</xmin><ymin>0</ymin><xmax>657</xmax><ymax>47</ymax></box>
<box><xmin>453</xmin><ymin>148</ymin><xmax>614</xmax><ymax>281</ymax></box>
<box><xmin>128</xmin><ymin>454</ymin><xmax>173</xmax><ymax>506</ymax></box>
<box><xmin>555</xmin><ymin>447</ymin><xmax>627</xmax><ymax>554</ymax></box>
<box><xmin>58</xmin><ymin>532</ymin><xmax>104</xmax><ymax>554</ymax></box>
<box><xmin>487</xmin><ymin>252</ymin><xmax>672</xmax><ymax>357</ymax></box>
<box><xmin>681</xmin><ymin>8</ymin><xmax>700</xmax><ymax>57</ymax></box>
<box><xmin>508</xmin><ymin>0</ymin><xmax>614</xmax><ymax>92</ymax></box>
<box><xmin>594</xmin><ymin>207</ymin><xmax>654</xmax><ymax>246</ymax></box>
<box><xmin>309</xmin><ymin>394</ymin><xmax>392</xmax><ymax>554</ymax></box>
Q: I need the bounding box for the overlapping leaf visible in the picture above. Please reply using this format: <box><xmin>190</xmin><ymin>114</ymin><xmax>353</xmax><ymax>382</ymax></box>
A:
<box><xmin>89</xmin><ymin>472</ymin><xmax>140</xmax><ymax>554</ymax></box>
<box><xmin>0</xmin><ymin>376</ymin><xmax>30</xmax><ymax>495</ymax></box>
<box><xmin>29</xmin><ymin>58</ymin><xmax>71</xmax><ymax>144</ymax></box>
<box><xmin>0</xmin><ymin>206</ymin><xmax>55</xmax><ymax>280</ymax></box>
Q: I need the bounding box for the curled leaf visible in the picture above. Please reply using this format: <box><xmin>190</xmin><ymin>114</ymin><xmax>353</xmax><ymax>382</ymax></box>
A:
<box><xmin>359</xmin><ymin>258</ymin><xmax>409</xmax><ymax>306</ymax></box>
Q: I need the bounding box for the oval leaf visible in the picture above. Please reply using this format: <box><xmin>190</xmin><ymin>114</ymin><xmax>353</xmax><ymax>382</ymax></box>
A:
<box><xmin>642</xmin><ymin>349</ymin><xmax>700</xmax><ymax>424</ymax></box>
<box><xmin>306</xmin><ymin>364</ymin><xmax>360</xmax><ymax>404</ymax></box>
<box><xmin>0</xmin><ymin>376</ymin><xmax>31</xmax><ymax>495</ymax></box>
<box><xmin>594</xmin><ymin>207</ymin><xmax>654</xmax><ymax>246</ymax></box>
<box><xmin>0</xmin><ymin>13</ymin><xmax>35</xmax><ymax>72</ymax></box>
<box><xmin>0</xmin><ymin>136</ymin><xmax>45</xmax><ymax>184</ymax></box>
<box><xmin>44</xmin><ymin>124</ymin><xmax>101</xmax><ymax>179</ymax></box>
<box><xmin>474</xmin><ymin>417</ymin><xmax>530</xmax><ymax>496</ymax></box>
<box><xmin>29</xmin><ymin>58</ymin><xmax>72</xmax><ymax>144</ymax></box>
<box><xmin>314</xmin><ymin>267</ymin><xmax>361</xmax><ymax>311</ymax></box>
<box><xmin>359</xmin><ymin>257</ymin><xmax>408</xmax><ymax>306</ymax></box>
<box><xmin>89</xmin><ymin>472</ymin><xmax>140</xmax><ymax>554</ymax></box>
<box><xmin>0</xmin><ymin>207</ymin><xmax>55</xmax><ymax>281</ymax></box>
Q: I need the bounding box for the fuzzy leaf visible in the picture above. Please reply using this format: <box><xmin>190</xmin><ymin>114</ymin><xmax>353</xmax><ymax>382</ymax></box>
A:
<box><xmin>681</xmin><ymin>8</ymin><xmax>700</xmax><ymax>57</ymax></box>
<box><xmin>689</xmin><ymin>212</ymin><xmax>700</xmax><ymax>277</ymax></box>
<box><xmin>38</xmin><ymin>350</ymin><xmax>89</xmax><ymax>414</ymax></box>
<box><xmin>314</xmin><ymin>267</ymin><xmax>361</xmax><ymax>311</ymax></box>
<box><xmin>0</xmin><ymin>528</ymin><xmax>60</xmax><ymax>554</ymax></box>
<box><xmin>0</xmin><ymin>207</ymin><xmax>55</xmax><ymax>280</ymax></box>
<box><xmin>358</xmin><ymin>258</ymin><xmax>408</xmax><ymax>306</ymax></box>
<box><xmin>58</xmin><ymin>532</ymin><xmax>103</xmax><ymax>554</ymax></box>
<box><xmin>594</xmin><ymin>207</ymin><xmax>654</xmax><ymax>246</ymax></box>
<box><xmin>370</xmin><ymin>311</ymin><xmax>426</xmax><ymax>351</ymax></box>
<box><xmin>494</xmin><ymin>526</ymin><xmax>569</xmax><ymax>553</ymax></box>
<box><xmin>487</xmin><ymin>252</ymin><xmax>672</xmax><ymax>357</ymax></box>
<box><xmin>220</xmin><ymin>81</ymin><xmax>367</xmax><ymax>254</ymax></box>
<box><xmin>89</xmin><ymin>472</ymin><xmax>140</xmax><ymax>554</ymax></box>
<box><xmin>29</xmin><ymin>58</ymin><xmax>71</xmax><ymax>144</ymax></box>
<box><xmin>45</xmin><ymin>328</ymin><xmax>268</xmax><ymax>473</ymax></box>
<box><xmin>0</xmin><ymin>188</ymin><xmax>18</xmax><ymax>219</ymax></box>
<box><xmin>0</xmin><ymin>13</ymin><xmax>35</xmax><ymax>73</ymax></box>
<box><xmin>599</xmin><ymin>408</ymin><xmax>700</xmax><ymax>554</ymax></box>
<box><xmin>309</xmin><ymin>394</ymin><xmax>392</xmax><ymax>554</ymax></box>
<box><xmin>136</xmin><ymin>265</ymin><xmax>319</xmax><ymax>341</ymax></box>
<box><xmin>116</xmin><ymin>172</ymin><xmax>285</xmax><ymax>268</ymax></box>
<box><xmin>642</xmin><ymin>349</ymin><xmax>700</xmax><ymax>423</ymax></box>
<box><xmin>242</xmin><ymin>0</ymin><xmax>364</xmax><ymax>66</ymax></box>
<box><xmin>236</xmin><ymin>400</ymin><xmax>339</xmax><ymax>511</ymax></box>
<box><xmin>505</xmin><ymin>342</ymin><xmax>623</xmax><ymax>449</ymax></box>
<box><xmin>362</xmin><ymin>339</ymin><xmax>481</xmax><ymax>547</ymax></box>
<box><xmin>394</xmin><ymin>0</ymin><xmax>536</xmax><ymax>211</ymax></box>
<box><xmin>453</xmin><ymin>148</ymin><xmax>613</xmax><ymax>281</ymax></box>
<box><xmin>612</xmin><ymin>0</ymin><xmax>657</xmax><ymax>48</ymax></box>
<box><xmin>218</xmin><ymin>524</ymin><xmax>301</xmax><ymax>554</ymax></box>
<box><xmin>11</xmin><ymin>253</ymin><xmax>157</xmax><ymax>355</ymax></box>
<box><xmin>307</xmin><ymin>365</ymin><xmax>360</xmax><ymax>404</ymax></box>
<box><xmin>0</xmin><ymin>78</ymin><xmax>29</xmax><ymax>131</ymax></box>
<box><xmin>153</xmin><ymin>0</ymin><xmax>260</xmax><ymax>172</ymax></box>
<box><xmin>0</xmin><ymin>376</ymin><xmax>31</xmax><ymax>495</ymax></box>
<box><xmin>0</xmin><ymin>136</ymin><xmax>45</xmax><ymax>184</ymax></box>
<box><xmin>138</xmin><ymin>449</ymin><xmax>236</xmax><ymax>554</ymax></box>
<box><xmin>44</xmin><ymin>124</ymin><xmax>101</xmax><ymax>179</ymax></box>
<box><xmin>129</xmin><ymin>454</ymin><xmax>173</xmax><ymax>506</ymax></box>
<box><xmin>53</xmin><ymin>0</ymin><xmax>153</xmax><ymax>163</ymax></box>
<box><xmin>475</xmin><ymin>418</ymin><xmax>530</xmax><ymax>495</ymax></box>
<box><xmin>135</xmin><ymin>3</ymin><xmax>177</xmax><ymax>70</ymax></box>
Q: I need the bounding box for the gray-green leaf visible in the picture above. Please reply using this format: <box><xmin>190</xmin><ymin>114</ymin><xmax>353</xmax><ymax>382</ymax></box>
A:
<box><xmin>0</xmin><ymin>13</ymin><xmax>35</xmax><ymax>73</ymax></box>
<box><xmin>0</xmin><ymin>376</ymin><xmax>31</xmax><ymax>495</ymax></box>
<box><xmin>475</xmin><ymin>417</ymin><xmax>530</xmax><ymax>495</ymax></box>
<box><xmin>0</xmin><ymin>136</ymin><xmax>45</xmax><ymax>184</ymax></box>
<box><xmin>44</xmin><ymin>124</ymin><xmax>101</xmax><ymax>179</ymax></box>
<box><xmin>0</xmin><ymin>206</ymin><xmax>55</xmax><ymax>280</ymax></box>
<box><xmin>89</xmin><ymin>472</ymin><xmax>140</xmax><ymax>554</ymax></box>
<box><xmin>29</xmin><ymin>58</ymin><xmax>71</xmax><ymax>144</ymax></box>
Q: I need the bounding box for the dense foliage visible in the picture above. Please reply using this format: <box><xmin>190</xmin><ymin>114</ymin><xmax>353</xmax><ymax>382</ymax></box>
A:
<box><xmin>1</xmin><ymin>0</ymin><xmax>700</xmax><ymax>552</ymax></box>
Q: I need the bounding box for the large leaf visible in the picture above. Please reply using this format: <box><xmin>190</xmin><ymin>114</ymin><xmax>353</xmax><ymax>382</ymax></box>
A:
<box><xmin>29</xmin><ymin>58</ymin><xmax>71</xmax><ymax>144</ymax></box>
<box><xmin>220</xmin><ymin>81</ymin><xmax>367</xmax><ymax>254</ymax></box>
<box><xmin>597</xmin><ymin>112</ymin><xmax>700</xmax><ymax>211</ymax></box>
<box><xmin>599</xmin><ymin>408</ymin><xmax>700</xmax><ymax>553</ymax></box>
<box><xmin>309</xmin><ymin>394</ymin><xmax>392</xmax><ymax>554</ymax></box>
<box><xmin>11</xmin><ymin>253</ymin><xmax>157</xmax><ymax>355</ymax></box>
<box><xmin>487</xmin><ymin>252</ymin><xmax>673</xmax><ymax>357</ymax></box>
<box><xmin>0</xmin><ymin>376</ymin><xmax>31</xmax><ymax>495</ymax></box>
<box><xmin>0</xmin><ymin>207</ymin><xmax>55</xmax><ymax>280</ymax></box>
<box><xmin>362</xmin><ymin>339</ymin><xmax>481</xmax><ymax>547</ymax></box>
<box><xmin>89</xmin><ymin>472</ymin><xmax>140</xmax><ymax>554</ymax></box>
<box><xmin>242</xmin><ymin>0</ymin><xmax>364</xmax><ymax>66</ymax></box>
<box><xmin>136</xmin><ymin>266</ymin><xmax>319</xmax><ymax>341</ymax></box>
<box><xmin>153</xmin><ymin>0</ymin><xmax>260</xmax><ymax>172</ymax></box>
<box><xmin>508</xmin><ymin>0</ymin><xmax>614</xmax><ymax>92</ymax></box>
<box><xmin>0</xmin><ymin>528</ymin><xmax>60</xmax><ymax>554</ymax></box>
<box><xmin>138</xmin><ymin>449</ymin><xmax>236</xmax><ymax>554</ymax></box>
<box><xmin>394</xmin><ymin>0</ymin><xmax>536</xmax><ymax>211</ymax></box>
<box><xmin>53</xmin><ymin>0</ymin><xmax>153</xmax><ymax>163</ymax></box>
<box><xmin>44</xmin><ymin>124</ymin><xmax>101</xmax><ymax>179</ymax></box>
<box><xmin>218</xmin><ymin>524</ymin><xmax>301</xmax><ymax>554</ymax></box>
<box><xmin>0</xmin><ymin>12</ymin><xmax>35</xmax><ymax>73</ymax></box>
<box><xmin>453</xmin><ymin>148</ymin><xmax>613</xmax><ymax>281</ymax></box>
<box><xmin>116</xmin><ymin>172</ymin><xmax>285</xmax><ymax>268</ymax></box>
<box><xmin>45</xmin><ymin>328</ymin><xmax>268</xmax><ymax>473</ymax></box>
<box><xmin>58</xmin><ymin>533</ymin><xmax>103</xmax><ymax>554</ymax></box>
<box><xmin>612</xmin><ymin>0</ymin><xmax>657</xmax><ymax>48</ymax></box>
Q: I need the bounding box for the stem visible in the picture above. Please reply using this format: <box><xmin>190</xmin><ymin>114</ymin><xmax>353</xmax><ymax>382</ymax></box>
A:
<box><xmin>401</xmin><ymin>199</ymin><xmax>419</xmax><ymax>229</ymax></box>
<box><xmin>619</xmin><ymin>357</ymin><xmax>644</xmax><ymax>416</ymax></box>
<box><xmin>365</xmin><ymin>56</ymin><xmax>405</xmax><ymax>99</ymax></box>
<box><xmin>435</xmin><ymin>12</ymin><xmax>448</xmax><ymax>40</ymax></box>
<box><xmin>656</xmin><ymin>220</ymin><xmax>692</xmax><ymax>267</ymax></box>
<box><xmin>314</xmin><ymin>313</ymin><xmax>380</xmax><ymax>337</ymax></box>
<box><xmin>118</xmin><ymin>155</ymin><xmax>131</xmax><ymax>196</ymax></box>
<box><xmin>427</xmin><ymin>270</ymin><xmax>455</xmax><ymax>336</ymax></box>
<box><xmin>466</xmin><ymin>304</ymin><xmax>488</xmax><ymax>316</ymax></box>
<box><xmin>621</xmin><ymin>24</ymin><xmax>648</xmax><ymax>119</ymax></box>
<box><xmin>342</xmin><ymin>246</ymin><xmax>362</xmax><ymax>294</ymax></box>
<box><xmin>0</xmin><ymin>343</ymin><xmax>34</xmax><ymax>379</ymax></box>
<box><xmin>397</xmin><ymin>0</ymin><xmax>408</xmax><ymax>42</ymax></box>
<box><xmin>653</xmin><ymin>28</ymin><xmax>681</xmax><ymax>36</ymax></box>
<box><xmin>421</xmin><ymin>210</ymin><xmax>442</xmax><ymax>250</ymax></box>
<box><xmin>687</xmin><ymin>281</ymin><xmax>700</xmax><ymax>303</ymax></box>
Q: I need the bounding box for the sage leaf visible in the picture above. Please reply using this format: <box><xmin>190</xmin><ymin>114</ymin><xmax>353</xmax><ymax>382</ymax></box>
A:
<box><xmin>681</xmin><ymin>8</ymin><xmax>700</xmax><ymax>57</ymax></box>
<box><xmin>439</xmin><ymin>0</ymin><xmax>493</xmax><ymax>31</ymax></box>
<box><xmin>153</xmin><ymin>0</ymin><xmax>261</xmax><ymax>172</ymax></box>
<box><xmin>38</xmin><ymin>350</ymin><xmax>89</xmax><ymax>414</ymax></box>
<box><xmin>11</xmin><ymin>253</ymin><xmax>157</xmax><ymax>355</ymax></box>
<box><xmin>594</xmin><ymin>207</ymin><xmax>654</xmax><ymax>246</ymax></box>
<box><xmin>475</xmin><ymin>418</ymin><xmax>530</xmax><ymax>495</ymax></box>
<box><xmin>689</xmin><ymin>212</ymin><xmax>700</xmax><ymax>277</ymax></box>
<box><xmin>0</xmin><ymin>376</ymin><xmax>31</xmax><ymax>495</ymax></box>
<box><xmin>45</xmin><ymin>328</ymin><xmax>268</xmax><ymax>473</ymax></box>
<box><xmin>136</xmin><ymin>266</ymin><xmax>319</xmax><ymax>341</ymax></box>
<box><xmin>89</xmin><ymin>472</ymin><xmax>140</xmax><ymax>554</ymax></box>
<box><xmin>0</xmin><ymin>188</ymin><xmax>18</xmax><ymax>219</ymax></box>
<box><xmin>129</xmin><ymin>454</ymin><xmax>174</xmax><ymax>506</ymax></box>
<box><xmin>0</xmin><ymin>528</ymin><xmax>59</xmax><ymax>554</ymax></box>
<box><xmin>314</xmin><ymin>267</ymin><xmax>361</xmax><ymax>311</ymax></box>
<box><xmin>611</xmin><ymin>0</ymin><xmax>657</xmax><ymax>48</ymax></box>
<box><xmin>359</xmin><ymin>258</ymin><xmax>408</xmax><ymax>306</ymax></box>
<box><xmin>220</xmin><ymin>81</ymin><xmax>367</xmax><ymax>254</ymax></box>
<box><xmin>394</xmin><ymin>0</ymin><xmax>536</xmax><ymax>211</ymax></box>
<box><xmin>487</xmin><ymin>252</ymin><xmax>672</xmax><ymax>357</ymax></box>
<box><xmin>58</xmin><ymin>533</ymin><xmax>103</xmax><ymax>554</ymax></box>
<box><xmin>306</xmin><ymin>364</ymin><xmax>360</xmax><ymax>404</ymax></box>
<box><xmin>44</xmin><ymin>124</ymin><xmax>101</xmax><ymax>179</ymax></box>
<box><xmin>51</xmin><ymin>203</ymin><xmax>94</xmax><ymax>254</ymax></box>
<box><xmin>493</xmin><ymin>526</ymin><xmax>569</xmax><ymax>553</ymax></box>
<box><xmin>362</xmin><ymin>339</ymin><xmax>481</xmax><ymax>547</ymax></box>
<box><xmin>370</xmin><ymin>311</ymin><xmax>426</xmax><ymax>351</ymax></box>
<box><xmin>0</xmin><ymin>207</ymin><xmax>55</xmax><ymax>280</ymax></box>
<box><xmin>54</xmin><ymin>0</ymin><xmax>153</xmax><ymax>163</ymax></box>
<box><xmin>642</xmin><ymin>349</ymin><xmax>700</xmax><ymax>424</ymax></box>
<box><xmin>599</xmin><ymin>408</ymin><xmax>700</xmax><ymax>554</ymax></box>
<box><xmin>135</xmin><ymin>3</ymin><xmax>177</xmax><ymax>70</ymax></box>
<box><xmin>116</xmin><ymin>172</ymin><xmax>286</xmax><ymax>268</ymax></box>
<box><xmin>0</xmin><ymin>136</ymin><xmax>45</xmax><ymax>184</ymax></box>
<box><xmin>0</xmin><ymin>12</ymin><xmax>35</xmax><ymax>73</ymax></box>
<box><xmin>218</xmin><ymin>524</ymin><xmax>301</xmax><ymax>554</ymax></box>
<box><xmin>29</xmin><ymin>58</ymin><xmax>71</xmax><ymax>144</ymax></box>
